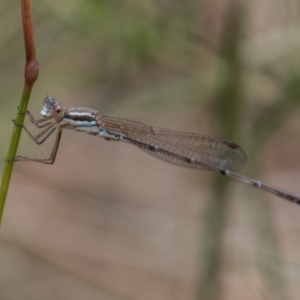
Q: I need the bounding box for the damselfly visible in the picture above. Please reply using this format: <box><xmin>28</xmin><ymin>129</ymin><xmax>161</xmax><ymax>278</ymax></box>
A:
<box><xmin>14</xmin><ymin>96</ymin><xmax>300</xmax><ymax>205</ymax></box>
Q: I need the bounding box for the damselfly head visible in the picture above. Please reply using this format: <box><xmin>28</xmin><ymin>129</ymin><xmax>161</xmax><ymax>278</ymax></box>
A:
<box><xmin>41</xmin><ymin>96</ymin><xmax>65</xmax><ymax>119</ymax></box>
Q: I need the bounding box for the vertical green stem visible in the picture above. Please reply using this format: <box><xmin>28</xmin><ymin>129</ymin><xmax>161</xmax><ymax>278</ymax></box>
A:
<box><xmin>0</xmin><ymin>0</ymin><xmax>39</xmax><ymax>228</ymax></box>
<box><xmin>0</xmin><ymin>93</ymin><xmax>31</xmax><ymax>224</ymax></box>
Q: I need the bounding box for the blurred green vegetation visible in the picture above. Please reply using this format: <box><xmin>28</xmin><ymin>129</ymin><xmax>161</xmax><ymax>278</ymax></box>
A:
<box><xmin>1</xmin><ymin>1</ymin><xmax>300</xmax><ymax>300</ymax></box>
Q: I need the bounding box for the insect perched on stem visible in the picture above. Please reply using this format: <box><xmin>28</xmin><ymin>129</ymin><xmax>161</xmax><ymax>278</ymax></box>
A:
<box><xmin>14</xmin><ymin>96</ymin><xmax>300</xmax><ymax>205</ymax></box>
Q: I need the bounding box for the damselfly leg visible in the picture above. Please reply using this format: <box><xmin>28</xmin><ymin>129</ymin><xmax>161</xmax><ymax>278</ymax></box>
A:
<box><xmin>13</xmin><ymin>112</ymin><xmax>63</xmax><ymax>164</ymax></box>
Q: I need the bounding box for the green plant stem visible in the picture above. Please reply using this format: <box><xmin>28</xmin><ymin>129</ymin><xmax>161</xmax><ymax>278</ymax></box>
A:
<box><xmin>0</xmin><ymin>93</ymin><xmax>31</xmax><ymax>224</ymax></box>
<box><xmin>0</xmin><ymin>0</ymin><xmax>38</xmax><ymax>227</ymax></box>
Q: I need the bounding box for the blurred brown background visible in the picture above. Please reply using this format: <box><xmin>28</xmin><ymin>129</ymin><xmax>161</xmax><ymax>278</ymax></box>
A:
<box><xmin>1</xmin><ymin>1</ymin><xmax>300</xmax><ymax>299</ymax></box>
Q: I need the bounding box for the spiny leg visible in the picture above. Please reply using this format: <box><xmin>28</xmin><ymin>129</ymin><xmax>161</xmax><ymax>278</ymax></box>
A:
<box><xmin>13</xmin><ymin>118</ymin><xmax>63</xmax><ymax>164</ymax></box>
<box><xmin>13</xmin><ymin>119</ymin><xmax>58</xmax><ymax>145</ymax></box>
<box><xmin>21</xmin><ymin>110</ymin><xmax>54</xmax><ymax>128</ymax></box>
<box><xmin>15</xmin><ymin>126</ymin><xmax>63</xmax><ymax>164</ymax></box>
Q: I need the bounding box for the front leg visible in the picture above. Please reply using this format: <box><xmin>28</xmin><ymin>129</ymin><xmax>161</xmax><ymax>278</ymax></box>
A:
<box><xmin>24</xmin><ymin>110</ymin><xmax>54</xmax><ymax>128</ymax></box>
<box><xmin>13</xmin><ymin>119</ymin><xmax>57</xmax><ymax>145</ymax></box>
